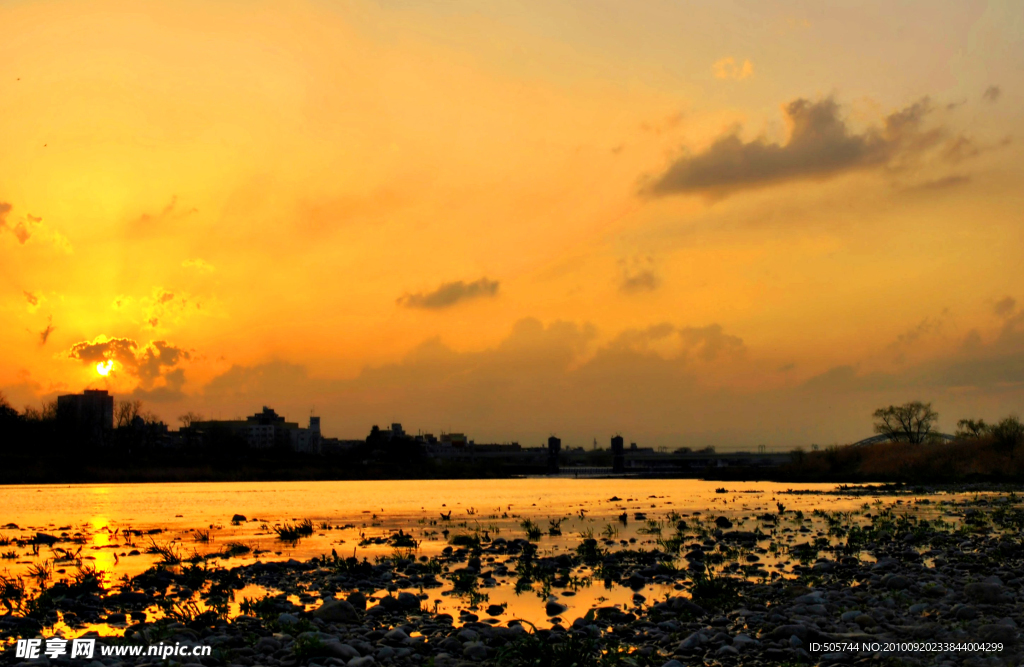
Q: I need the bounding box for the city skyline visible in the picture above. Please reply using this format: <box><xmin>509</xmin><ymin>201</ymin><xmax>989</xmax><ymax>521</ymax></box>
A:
<box><xmin>2</xmin><ymin>1</ymin><xmax>1024</xmax><ymax>449</ymax></box>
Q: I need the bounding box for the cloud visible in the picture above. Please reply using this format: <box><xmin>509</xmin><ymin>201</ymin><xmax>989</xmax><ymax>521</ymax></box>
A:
<box><xmin>66</xmin><ymin>336</ymin><xmax>192</xmax><ymax>397</ymax></box>
<box><xmin>39</xmin><ymin>317</ymin><xmax>54</xmax><ymax>346</ymax></box>
<box><xmin>995</xmin><ymin>296</ymin><xmax>1017</xmax><ymax>318</ymax></box>
<box><xmin>198</xmin><ymin>317</ymin><xmax>749</xmax><ymax>445</ymax></box>
<box><xmin>127</xmin><ymin>196</ymin><xmax>198</xmax><ymax>239</ymax></box>
<box><xmin>621</xmin><ymin>270</ymin><xmax>660</xmax><ymax>293</ymax></box>
<box><xmin>142</xmin><ymin>287</ymin><xmax>204</xmax><ymax>329</ymax></box>
<box><xmin>645</xmin><ymin>96</ymin><xmax>948</xmax><ymax>199</ymax></box>
<box><xmin>0</xmin><ymin>204</ymin><xmax>72</xmax><ymax>252</ymax></box>
<box><xmin>398</xmin><ymin>278</ymin><xmax>500</xmax><ymax>309</ymax></box>
<box><xmin>983</xmin><ymin>85</ymin><xmax>1001</xmax><ymax>103</ymax></box>
<box><xmin>182</xmin><ymin>258</ymin><xmax>215</xmax><ymax>273</ymax></box>
<box><xmin>712</xmin><ymin>57</ymin><xmax>753</xmax><ymax>81</ymax></box>
<box><xmin>619</xmin><ymin>256</ymin><xmax>661</xmax><ymax>294</ymax></box>
<box><xmin>901</xmin><ymin>174</ymin><xmax>971</xmax><ymax>193</ymax></box>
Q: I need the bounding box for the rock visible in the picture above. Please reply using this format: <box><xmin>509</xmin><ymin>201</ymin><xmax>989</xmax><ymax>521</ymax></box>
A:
<box><xmin>769</xmin><ymin>624</ymin><xmax>820</xmax><ymax>641</ymax></box>
<box><xmin>313</xmin><ymin>599</ymin><xmax>360</xmax><ymax>623</ymax></box>
<box><xmin>325</xmin><ymin>643</ymin><xmax>360</xmax><ymax>660</ymax></box>
<box><xmin>732</xmin><ymin>633</ymin><xmax>759</xmax><ymax>649</ymax></box>
<box><xmin>964</xmin><ymin>582</ymin><xmax>1010</xmax><ymax>604</ymax></box>
<box><xmin>545</xmin><ymin>600</ymin><xmax>569</xmax><ymax>616</ymax></box>
<box><xmin>486</xmin><ymin>604</ymin><xmax>505</xmax><ymax>616</ymax></box>
<box><xmin>396</xmin><ymin>591</ymin><xmax>421</xmax><ymax>610</ymax></box>
<box><xmin>953</xmin><ymin>605</ymin><xmax>979</xmax><ymax>620</ymax></box>
<box><xmin>716</xmin><ymin>645</ymin><xmax>739</xmax><ymax>656</ymax></box>
<box><xmin>384</xmin><ymin>628</ymin><xmax>410</xmax><ymax>644</ymax></box>
<box><xmin>347</xmin><ymin>657</ymin><xmax>375</xmax><ymax>667</ymax></box>
<box><xmin>885</xmin><ymin>575</ymin><xmax>913</xmax><ymax>590</ymax></box>
<box><xmin>347</xmin><ymin>591</ymin><xmax>367</xmax><ymax>610</ymax></box>
<box><xmin>679</xmin><ymin>630</ymin><xmax>709</xmax><ymax>649</ymax></box>
<box><xmin>715</xmin><ymin>516</ymin><xmax>733</xmax><ymax>529</ymax></box>
<box><xmin>458</xmin><ymin>629</ymin><xmax>479</xmax><ymax>642</ymax></box>
<box><xmin>231</xmin><ymin>514</ymin><xmax>247</xmax><ymax>523</ymax></box>
<box><xmin>462</xmin><ymin>641</ymin><xmax>488</xmax><ymax>661</ymax></box>
<box><xmin>841</xmin><ymin>610</ymin><xmax>861</xmax><ymax>622</ymax></box>
<box><xmin>978</xmin><ymin>624</ymin><xmax>1017</xmax><ymax>644</ymax></box>
<box><xmin>854</xmin><ymin>615</ymin><xmax>876</xmax><ymax>629</ymax></box>
<box><xmin>662</xmin><ymin>661</ymin><xmax>685</xmax><ymax>667</ymax></box>
<box><xmin>277</xmin><ymin>612</ymin><xmax>299</xmax><ymax>625</ymax></box>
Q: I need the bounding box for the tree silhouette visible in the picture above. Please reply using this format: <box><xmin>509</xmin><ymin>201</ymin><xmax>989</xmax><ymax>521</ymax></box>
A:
<box><xmin>872</xmin><ymin>401</ymin><xmax>938</xmax><ymax>443</ymax></box>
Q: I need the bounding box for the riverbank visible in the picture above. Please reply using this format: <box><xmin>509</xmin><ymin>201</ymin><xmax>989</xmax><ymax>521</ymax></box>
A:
<box><xmin>2</xmin><ymin>485</ymin><xmax>1023</xmax><ymax>666</ymax></box>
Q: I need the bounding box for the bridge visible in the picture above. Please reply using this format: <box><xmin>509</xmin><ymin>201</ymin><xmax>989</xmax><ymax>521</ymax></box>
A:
<box><xmin>850</xmin><ymin>433</ymin><xmax>957</xmax><ymax>447</ymax></box>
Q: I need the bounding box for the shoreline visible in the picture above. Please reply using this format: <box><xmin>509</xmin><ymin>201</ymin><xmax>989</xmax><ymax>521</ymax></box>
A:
<box><xmin>2</xmin><ymin>489</ymin><xmax>1022</xmax><ymax>666</ymax></box>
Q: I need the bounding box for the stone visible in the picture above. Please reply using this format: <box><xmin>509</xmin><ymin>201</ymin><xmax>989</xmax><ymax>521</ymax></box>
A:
<box><xmin>324</xmin><ymin>643</ymin><xmax>360</xmax><ymax>660</ymax></box>
<box><xmin>347</xmin><ymin>591</ymin><xmax>367</xmax><ymax>610</ymax></box>
<box><xmin>462</xmin><ymin>641</ymin><xmax>488</xmax><ymax>661</ymax></box>
<box><xmin>545</xmin><ymin>600</ymin><xmax>569</xmax><ymax>616</ymax></box>
<box><xmin>964</xmin><ymin>583</ymin><xmax>1010</xmax><ymax>604</ymax></box>
<box><xmin>384</xmin><ymin>628</ymin><xmax>410</xmax><ymax>644</ymax></box>
<box><xmin>732</xmin><ymin>633</ymin><xmax>759</xmax><ymax>649</ymax></box>
<box><xmin>314</xmin><ymin>599</ymin><xmax>360</xmax><ymax>623</ymax></box>
<box><xmin>978</xmin><ymin>624</ymin><xmax>1017</xmax><ymax>645</ymax></box>
<box><xmin>397</xmin><ymin>591</ymin><xmax>421</xmax><ymax>610</ymax></box>
<box><xmin>347</xmin><ymin>657</ymin><xmax>375</xmax><ymax>667</ymax></box>
<box><xmin>885</xmin><ymin>575</ymin><xmax>913</xmax><ymax>590</ymax></box>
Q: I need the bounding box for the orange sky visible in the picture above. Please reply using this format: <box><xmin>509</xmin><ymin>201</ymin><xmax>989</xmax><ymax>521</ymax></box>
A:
<box><xmin>2</xmin><ymin>0</ymin><xmax>1023</xmax><ymax>449</ymax></box>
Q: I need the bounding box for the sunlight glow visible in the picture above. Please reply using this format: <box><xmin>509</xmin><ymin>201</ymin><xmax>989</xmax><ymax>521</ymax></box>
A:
<box><xmin>96</xmin><ymin>360</ymin><xmax>114</xmax><ymax>376</ymax></box>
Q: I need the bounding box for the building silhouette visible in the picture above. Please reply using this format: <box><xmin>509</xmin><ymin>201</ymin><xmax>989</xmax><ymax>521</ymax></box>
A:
<box><xmin>547</xmin><ymin>435</ymin><xmax>561</xmax><ymax>474</ymax></box>
<box><xmin>611</xmin><ymin>435</ymin><xmax>625</xmax><ymax>473</ymax></box>
<box><xmin>57</xmin><ymin>389</ymin><xmax>114</xmax><ymax>445</ymax></box>
<box><xmin>190</xmin><ymin>407</ymin><xmax>321</xmax><ymax>452</ymax></box>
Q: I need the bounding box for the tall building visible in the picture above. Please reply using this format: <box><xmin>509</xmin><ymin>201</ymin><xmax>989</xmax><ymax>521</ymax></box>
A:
<box><xmin>57</xmin><ymin>389</ymin><xmax>114</xmax><ymax>444</ymax></box>
<box><xmin>547</xmin><ymin>435</ymin><xmax>562</xmax><ymax>474</ymax></box>
<box><xmin>611</xmin><ymin>435</ymin><xmax>625</xmax><ymax>473</ymax></box>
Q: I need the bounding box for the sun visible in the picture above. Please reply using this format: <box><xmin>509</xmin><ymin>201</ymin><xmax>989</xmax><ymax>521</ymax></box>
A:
<box><xmin>96</xmin><ymin>360</ymin><xmax>114</xmax><ymax>376</ymax></box>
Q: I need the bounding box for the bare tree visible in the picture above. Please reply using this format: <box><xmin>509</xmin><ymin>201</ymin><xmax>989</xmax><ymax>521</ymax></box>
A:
<box><xmin>115</xmin><ymin>399</ymin><xmax>143</xmax><ymax>428</ymax></box>
<box><xmin>956</xmin><ymin>418</ymin><xmax>989</xmax><ymax>439</ymax></box>
<box><xmin>872</xmin><ymin>401</ymin><xmax>938</xmax><ymax>444</ymax></box>
<box><xmin>178</xmin><ymin>411</ymin><xmax>204</xmax><ymax>429</ymax></box>
<box><xmin>991</xmin><ymin>415</ymin><xmax>1024</xmax><ymax>460</ymax></box>
<box><xmin>22</xmin><ymin>399</ymin><xmax>58</xmax><ymax>422</ymax></box>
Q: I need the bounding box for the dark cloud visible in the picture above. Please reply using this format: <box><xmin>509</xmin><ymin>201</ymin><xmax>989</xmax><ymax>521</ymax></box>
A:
<box><xmin>127</xmin><ymin>196</ymin><xmax>198</xmax><ymax>239</ymax></box>
<box><xmin>901</xmin><ymin>174</ymin><xmax>971</xmax><ymax>193</ymax></box>
<box><xmin>646</xmin><ymin>96</ymin><xmax>946</xmax><ymax>198</ymax></box>
<box><xmin>983</xmin><ymin>85</ymin><xmax>1001</xmax><ymax>103</ymax></box>
<box><xmin>66</xmin><ymin>336</ymin><xmax>191</xmax><ymax>393</ymax></box>
<box><xmin>68</xmin><ymin>337</ymin><xmax>139</xmax><ymax>366</ymax></box>
<box><xmin>888</xmin><ymin>315</ymin><xmax>946</xmax><ymax>353</ymax></box>
<box><xmin>994</xmin><ymin>296</ymin><xmax>1017</xmax><ymax>318</ymax></box>
<box><xmin>39</xmin><ymin>317</ymin><xmax>54</xmax><ymax>346</ymax></box>
<box><xmin>398</xmin><ymin>278</ymin><xmax>500</xmax><ymax>309</ymax></box>
<box><xmin>199</xmin><ymin>318</ymin><xmax>752</xmax><ymax>447</ymax></box>
<box><xmin>619</xmin><ymin>256</ymin><xmax>661</xmax><ymax>294</ymax></box>
<box><xmin>620</xmin><ymin>269</ymin><xmax>660</xmax><ymax>293</ymax></box>
<box><xmin>0</xmin><ymin>204</ymin><xmax>71</xmax><ymax>251</ymax></box>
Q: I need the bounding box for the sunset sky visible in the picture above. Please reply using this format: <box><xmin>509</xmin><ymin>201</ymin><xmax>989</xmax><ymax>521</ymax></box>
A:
<box><xmin>2</xmin><ymin>0</ymin><xmax>1023</xmax><ymax>449</ymax></box>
